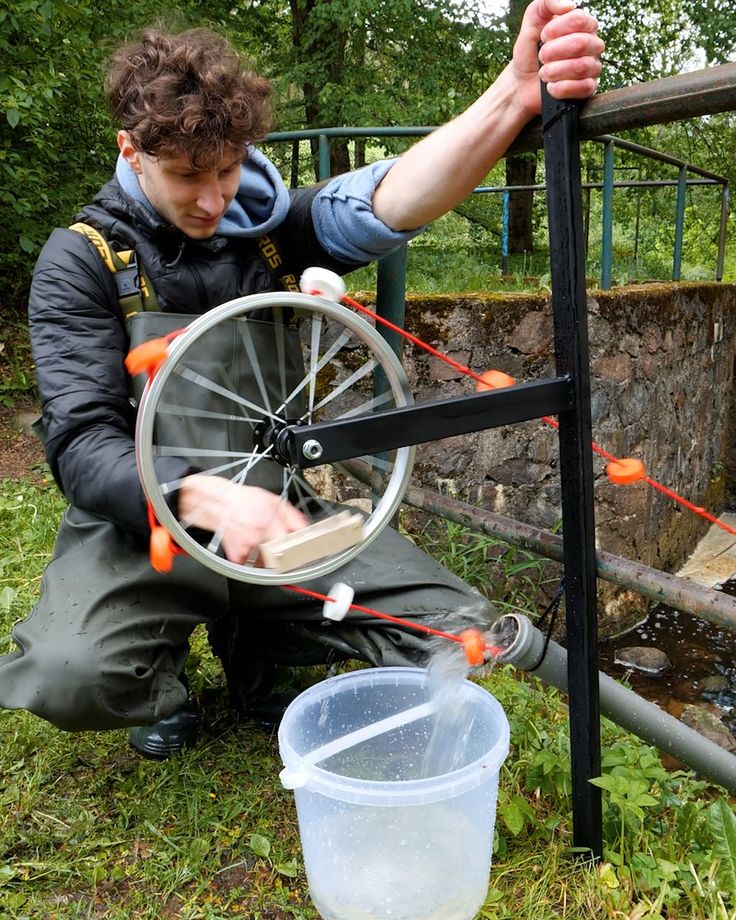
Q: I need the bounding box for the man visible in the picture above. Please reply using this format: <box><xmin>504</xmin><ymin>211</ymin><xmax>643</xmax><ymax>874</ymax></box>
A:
<box><xmin>0</xmin><ymin>0</ymin><xmax>603</xmax><ymax>758</ymax></box>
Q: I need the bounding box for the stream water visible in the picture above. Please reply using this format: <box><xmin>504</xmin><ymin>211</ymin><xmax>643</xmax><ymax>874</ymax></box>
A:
<box><xmin>597</xmin><ymin>576</ymin><xmax>736</xmax><ymax>732</ymax></box>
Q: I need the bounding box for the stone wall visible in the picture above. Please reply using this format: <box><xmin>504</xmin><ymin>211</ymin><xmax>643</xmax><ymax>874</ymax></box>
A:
<box><xmin>355</xmin><ymin>282</ymin><xmax>736</xmax><ymax>630</ymax></box>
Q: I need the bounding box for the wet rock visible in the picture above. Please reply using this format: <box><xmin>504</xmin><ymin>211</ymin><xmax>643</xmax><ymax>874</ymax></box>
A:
<box><xmin>506</xmin><ymin>312</ymin><xmax>553</xmax><ymax>355</ymax></box>
<box><xmin>600</xmin><ymin>591</ymin><xmax>649</xmax><ymax>639</ymax></box>
<box><xmin>681</xmin><ymin>704</ymin><xmax>736</xmax><ymax>753</ymax></box>
<box><xmin>428</xmin><ymin>351</ymin><xmax>470</xmax><ymax>381</ymax></box>
<box><xmin>696</xmin><ymin>675</ymin><xmax>730</xmax><ymax>695</ymax></box>
<box><xmin>614</xmin><ymin>646</ymin><xmax>671</xmax><ymax>675</ymax></box>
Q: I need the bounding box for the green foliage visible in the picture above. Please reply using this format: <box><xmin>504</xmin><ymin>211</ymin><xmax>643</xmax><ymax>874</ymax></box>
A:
<box><xmin>0</xmin><ymin>318</ymin><xmax>34</xmax><ymax>406</ymax></box>
<box><xmin>0</xmin><ymin>0</ymin><xmax>202</xmax><ymax>311</ymax></box>
<box><xmin>707</xmin><ymin>797</ymin><xmax>736</xmax><ymax>898</ymax></box>
<box><xmin>0</xmin><ymin>478</ymin><xmax>735</xmax><ymax>917</ymax></box>
<box><xmin>407</xmin><ymin>517</ymin><xmax>558</xmax><ymax>614</ymax></box>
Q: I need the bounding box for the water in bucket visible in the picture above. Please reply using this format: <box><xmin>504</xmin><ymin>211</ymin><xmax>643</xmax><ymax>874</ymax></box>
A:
<box><xmin>278</xmin><ymin>663</ymin><xmax>509</xmax><ymax>920</ymax></box>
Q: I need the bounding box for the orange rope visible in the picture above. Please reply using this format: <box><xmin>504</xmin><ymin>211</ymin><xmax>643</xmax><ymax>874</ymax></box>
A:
<box><xmin>341</xmin><ymin>294</ymin><xmax>736</xmax><ymax>538</ymax></box>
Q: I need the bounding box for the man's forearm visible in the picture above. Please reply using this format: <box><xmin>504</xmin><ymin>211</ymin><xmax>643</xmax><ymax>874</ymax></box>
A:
<box><xmin>371</xmin><ymin>0</ymin><xmax>603</xmax><ymax>232</ymax></box>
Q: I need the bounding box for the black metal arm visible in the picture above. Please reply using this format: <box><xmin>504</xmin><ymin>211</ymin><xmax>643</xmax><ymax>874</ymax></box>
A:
<box><xmin>272</xmin><ymin>376</ymin><xmax>573</xmax><ymax>468</ymax></box>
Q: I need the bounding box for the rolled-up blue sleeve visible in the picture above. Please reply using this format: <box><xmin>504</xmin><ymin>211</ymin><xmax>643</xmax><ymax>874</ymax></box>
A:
<box><xmin>311</xmin><ymin>159</ymin><xmax>426</xmax><ymax>264</ymax></box>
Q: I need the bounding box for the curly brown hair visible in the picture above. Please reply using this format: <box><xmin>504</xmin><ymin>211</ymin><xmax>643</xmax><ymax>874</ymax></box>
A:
<box><xmin>106</xmin><ymin>27</ymin><xmax>274</xmax><ymax>168</ymax></box>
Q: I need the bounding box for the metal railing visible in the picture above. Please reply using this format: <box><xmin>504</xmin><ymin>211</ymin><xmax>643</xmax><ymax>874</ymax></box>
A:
<box><xmin>266</xmin><ymin>70</ymin><xmax>733</xmax><ymax>297</ymax></box>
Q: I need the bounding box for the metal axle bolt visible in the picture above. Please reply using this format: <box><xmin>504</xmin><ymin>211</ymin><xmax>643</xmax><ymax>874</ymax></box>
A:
<box><xmin>302</xmin><ymin>439</ymin><xmax>324</xmax><ymax>460</ymax></box>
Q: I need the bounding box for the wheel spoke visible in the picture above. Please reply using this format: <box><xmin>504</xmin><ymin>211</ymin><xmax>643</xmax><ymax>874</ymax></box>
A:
<box><xmin>333</xmin><ymin>389</ymin><xmax>396</xmax><ymax>419</ymax></box>
<box><xmin>159</xmin><ymin>455</ymin><xmax>260</xmax><ymax>495</ymax></box>
<box><xmin>154</xmin><ymin>445</ymin><xmax>255</xmax><ymax>459</ymax></box>
<box><xmin>156</xmin><ymin>402</ymin><xmax>258</xmax><ymax>425</ymax></box>
<box><xmin>272</xmin><ymin>307</ymin><xmax>288</xmax><ymax>404</ymax></box>
<box><xmin>307</xmin><ymin>314</ymin><xmax>323</xmax><ymax>418</ymax></box>
<box><xmin>288</xmin><ymin>470</ymin><xmax>335</xmax><ymax>518</ymax></box>
<box><xmin>177</xmin><ymin>445</ymin><xmax>274</xmax><ymax>534</ymax></box>
<box><xmin>237</xmin><ymin>320</ymin><xmax>274</xmax><ymax>416</ymax></box>
<box><xmin>175</xmin><ymin>366</ymin><xmax>282</xmax><ymax>424</ymax></box>
<box><xmin>276</xmin><ymin>328</ymin><xmax>353</xmax><ymax>415</ymax></box>
<box><xmin>205</xmin><ymin>463</ymin><xmax>251</xmax><ymax>556</ymax></box>
<box><xmin>310</xmin><ymin>357</ymin><xmax>378</xmax><ymax>414</ymax></box>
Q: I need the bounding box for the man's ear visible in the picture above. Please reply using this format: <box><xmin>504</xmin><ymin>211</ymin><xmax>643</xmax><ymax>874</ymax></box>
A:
<box><xmin>117</xmin><ymin>130</ymin><xmax>143</xmax><ymax>175</ymax></box>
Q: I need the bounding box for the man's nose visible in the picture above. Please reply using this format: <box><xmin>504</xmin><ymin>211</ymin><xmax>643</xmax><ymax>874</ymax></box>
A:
<box><xmin>197</xmin><ymin>177</ymin><xmax>225</xmax><ymax>215</ymax></box>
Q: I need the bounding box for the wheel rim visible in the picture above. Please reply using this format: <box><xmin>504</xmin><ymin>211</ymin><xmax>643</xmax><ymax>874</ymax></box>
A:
<box><xmin>136</xmin><ymin>292</ymin><xmax>415</xmax><ymax>584</ymax></box>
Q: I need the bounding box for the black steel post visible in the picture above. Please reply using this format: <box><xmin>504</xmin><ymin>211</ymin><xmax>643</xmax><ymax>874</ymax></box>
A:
<box><xmin>541</xmin><ymin>84</ymin><xmax>603</xmax><ymax>858</ymax></box>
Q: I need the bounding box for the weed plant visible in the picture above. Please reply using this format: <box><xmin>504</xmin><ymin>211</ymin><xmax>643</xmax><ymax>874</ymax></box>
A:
<box><xmin>0</xmin><ymin>319</ymin><xmax>35</xmax><ymax>409</ymax></box>
<box><xmin>1</xmin><ymin>478</ymin><xmax>735</xmax><ymax>918</ymax></box>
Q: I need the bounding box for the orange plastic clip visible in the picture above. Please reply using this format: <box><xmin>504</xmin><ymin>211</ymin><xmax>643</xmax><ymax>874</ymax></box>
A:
<box><xmin>475</xmin><ymin>369</ymin><xmax>517</xmax><ymax>392</ymax></box>
<box><xmin>150</xmin><ymin>524</ymin><xmax>175</xmax><ymax>573</ymax></box>
<box><xmin>459</xmin><ymin>628</ymin><xmax>486</xmax><ymax>666</ymax></box>
<box><xmin>125</xmin><ymin>338</ymin><xmax>169</xmax><ymax>378</ymax></box>
<box><xmin>606</xmin><ymin>458</ymin><xmax>646</xmax><ymax>485</ymax></box>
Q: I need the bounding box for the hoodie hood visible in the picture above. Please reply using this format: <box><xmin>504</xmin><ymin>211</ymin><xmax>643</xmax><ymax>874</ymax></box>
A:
<box><xmin>114</xmin><ymin>146</ymin><xmax>291</xmax><ymax>239</ymax></box>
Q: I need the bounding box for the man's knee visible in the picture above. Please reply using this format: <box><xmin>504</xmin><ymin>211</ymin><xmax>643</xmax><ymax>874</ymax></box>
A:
<box><xmin>14</xmin><ymin>638</ymin><xmax>185</xmax><ymax>732</ymax></box>
<box><xmin>23</xmin><ymin>643</ymin><xmax>128</xmax><ymax>731</ymax></box>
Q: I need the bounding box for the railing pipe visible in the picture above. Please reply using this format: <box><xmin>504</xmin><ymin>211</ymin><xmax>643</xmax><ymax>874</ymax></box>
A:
<box><xmin>267</xmin><ymin>126</ymin><xmax>434</xmax><ymax>141</ymax></box>
<box><xmin>717</xmin><ymin>185</ymin><xmax>730</xmax><ymax>282</ymax></box>
<box><xmin>595</xmin><ymin>135</ymin><xmax>727</xmax><ymax>182</ymax></box>
<box><xmin>318</xmin><ymin>134</ymin><xmax>330</xmax><ymax>181</ymax></box>
<box><xmin>601</xmin><ymin>140</ymin><xmax>615</xmax><ymax>289</ymax></box>
<box><xmin>476</xmin><ymin>179</ymin><xmax>720</xmax><ymax>192</ymax></box>
<box><xmin>375</xmin><ymin>246</ymin><xmax>408</xmax><ymax>361</ymax></box>
<box><xmin>673</xmin><ymin>165</ymin><xmax>687</xmax><ymax>281</ymax></box>
<box><xmin>510</xmin><ymin>63</ymin><xmax>736</xmax><ymax>153</ymax></box>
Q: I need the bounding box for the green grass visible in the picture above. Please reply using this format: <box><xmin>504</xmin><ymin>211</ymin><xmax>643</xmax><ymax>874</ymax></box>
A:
<box><xmin>2</xmin><ymin>478</ymin><xmax>735</xmax><ymax>918</ymax></box>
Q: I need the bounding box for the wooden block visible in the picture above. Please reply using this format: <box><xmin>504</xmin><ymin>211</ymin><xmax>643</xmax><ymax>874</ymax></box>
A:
<box><xmin>259</xmin><ymin>511</ymin><xmax>365</xmax><ymax>573</ymax></box>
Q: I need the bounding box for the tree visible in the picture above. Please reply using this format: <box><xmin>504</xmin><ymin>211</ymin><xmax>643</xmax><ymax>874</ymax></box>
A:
<box><xmin>0</xmin><ymin>0</ymin><xmax>194</xmax><ymax>311</ymax></box>
<box><xmin>504</xmin><ymin>0</ymin><xmax>536</xmax><ymax>258</ymax></box>
<box><xmin>227</xmin><ymin>0</ymin><xmax>507</xmax><ymax>179</ymax></box>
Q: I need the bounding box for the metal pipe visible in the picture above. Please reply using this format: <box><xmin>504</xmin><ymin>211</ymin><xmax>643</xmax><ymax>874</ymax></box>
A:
<box><xmin>491</xmin><ymin>613</ymin><xmax>736</xmax><ymax>792</ymax></box>
<box><xmin>510</xmin><ymin>63</ymin><xmax>736</xmax><ymax>154</ymax></box>
<box><xmin>318</xmin><ymin>134</ymin><xmax>330</xmax><ymax>181</ymax></box>
<box><xmin>475</xmin><ymin>180</ymin><xmax>720</xmax><ymax>193</ymax></box>
<box><xmin>542</xmin><ymin>86</ymin><xmax>602</xmax><ymax>854</ymax></box>
<box><xmin>717</xmin><ymin>185</ymin><xmax>730</xmax><ymax>282</ymax></box>
<box><xmin>594</xmin><ymin>135</ymin><xmax>727</xmax><ymax>182</ymax></box>
<box><xmin>601</xmin><ymin>140</ymin><xmax>615</xmax><ymax>289</ymax></box>
<box><xmin>397</xmin><ymin>481</ymin><xmax>736</xmax><ymax>633</ymax></box>
<box><xmin>375</xmin><ymin>245</ymin><xmax>408</xmax><ymax>397</ymax></box>
<box><xmin>673</xmin><ymin>165</ymin><xmax>687</xmax><ymax>281</ymax></box>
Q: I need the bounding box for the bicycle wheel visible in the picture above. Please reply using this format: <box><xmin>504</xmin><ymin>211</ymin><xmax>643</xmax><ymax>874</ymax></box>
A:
<box><xmin>135</xmin><ymin>291</ymin><xmax>415</xmax><ymax>584</ymax></box>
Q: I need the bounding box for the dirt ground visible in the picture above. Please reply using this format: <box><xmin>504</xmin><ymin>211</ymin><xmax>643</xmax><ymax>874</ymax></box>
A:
<box><xmin>0</xmin><ymin>395</ymin><xmax>46</xmax><ymax>482</ymax></box>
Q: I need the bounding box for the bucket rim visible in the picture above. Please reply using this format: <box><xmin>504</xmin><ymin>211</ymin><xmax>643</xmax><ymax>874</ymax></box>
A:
<box><xmin>278</xmin><ymin>667</ymin><xmax>510</xmax><ymax>805</ymax></box>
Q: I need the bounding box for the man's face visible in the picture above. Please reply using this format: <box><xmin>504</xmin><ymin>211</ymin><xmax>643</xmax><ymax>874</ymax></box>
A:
<box><xmin>118</xmin><ymin>132</ymin><xmax>244</xmax><ymax>239</ymax></box>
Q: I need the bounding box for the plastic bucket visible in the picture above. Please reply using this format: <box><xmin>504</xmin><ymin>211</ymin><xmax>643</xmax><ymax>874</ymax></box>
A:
<box><xmin>278</xmin><ymin>667</ymin><xmax>510</xmax><ymax>920</ymax></box>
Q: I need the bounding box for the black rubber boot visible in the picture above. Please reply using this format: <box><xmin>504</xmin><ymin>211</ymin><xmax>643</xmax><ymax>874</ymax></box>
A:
<box><xmin>207</xmin><ymin>614</ymin><xmax>302</xmax><ymax>727</ymax></box>
<box><xmin>238</xmin><ymin>687</ymin><xmax>300</xmax><ymax>728</ymax></box>
<box><xmin>128</xmin><ymin>699</ymin><xmax>200</xmax><ymax>760</ymax></box>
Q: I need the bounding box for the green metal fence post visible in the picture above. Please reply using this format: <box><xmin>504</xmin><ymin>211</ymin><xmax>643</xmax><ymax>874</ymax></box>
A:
<box><xmin>601</xmin><ymin>140</ymin><xmax>615</xmax><ymax>289</ymax></box>
<box><xmin>716</xmin><ymin>184</ymin><xmax>729</xmax><ymax>282</ymax></box>
<box><xmin>375</xmin><ymin>245</ymin><xmax>408</xmax><ymax>363</ymax></box>
<box><xmin>673</xmin><ymin>165</ymin><xmax>687</xmax><ymax>281</ymax></box>
<box><xmin>318</xmin><ymin>134</ymin><xmax>330</xmax><ymax>181</ymax></box>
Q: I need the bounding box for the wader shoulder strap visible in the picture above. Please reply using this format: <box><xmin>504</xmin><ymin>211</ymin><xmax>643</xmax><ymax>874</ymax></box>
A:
<box><xmin>256</xmin><ymin>233</ymin><xmax>301</xmax><ymax>293</ymax></box>
<box><xmin>69</xmin><ymin>222</ymin><xmax>158</xmax><ymax>317</ymax></box>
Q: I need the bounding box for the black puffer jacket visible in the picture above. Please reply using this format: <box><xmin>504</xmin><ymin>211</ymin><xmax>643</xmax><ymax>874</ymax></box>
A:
<box><xmin>29</xmin><ymin>177</ymin><xmax>358</xmax><ymax>535</ymax></box>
